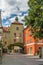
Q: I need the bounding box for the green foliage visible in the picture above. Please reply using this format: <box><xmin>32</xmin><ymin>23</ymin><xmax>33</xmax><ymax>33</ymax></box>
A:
<box><xmin>8</xmin><ymin>43</ymin><xmax>23</xmax><ymax>50</ymax></box>
<box><xmin>25</xmin><ymin>0</ymin><xmax>43</xmax><ymax>39</ymax></box>
<box><xmin>7</xmin><ymin>44</ymin><xmax>14</xmax><ymax>50</ymax></box>
<box><xmin>14</xmin><ymin>43</ymin><xmax>23</xmax><ymax>48</ymax></box>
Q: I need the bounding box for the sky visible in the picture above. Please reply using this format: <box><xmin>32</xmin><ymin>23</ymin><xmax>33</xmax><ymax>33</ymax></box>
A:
<box><xmin>0</xmin><ymin>0</ymin><xmax>29</xmax><ymax>27</ymax></box>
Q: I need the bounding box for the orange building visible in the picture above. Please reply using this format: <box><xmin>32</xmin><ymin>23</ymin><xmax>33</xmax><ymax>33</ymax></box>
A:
<box><xmin>23</xmin><ymin>26</ymin><xmax>43</xmax><ymax>55</ymax></box>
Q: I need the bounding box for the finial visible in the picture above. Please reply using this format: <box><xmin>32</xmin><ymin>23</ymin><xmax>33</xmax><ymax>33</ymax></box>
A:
<box><xmin>15</xmin><ymin>16</ymin><xmax>18</xmax><ymax>21</ymax></box>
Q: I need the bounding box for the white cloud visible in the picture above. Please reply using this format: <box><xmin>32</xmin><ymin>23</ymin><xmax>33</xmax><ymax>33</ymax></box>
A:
<box><xmin>1</xmin><ymin>0</ymin><xmax>28</xmax><ymax>17</ymax></box>
<box><xmin>1</xmin><ymin>0</ymin><xmax>29</xmax><ymax>26</ymax></box>
<box><xmin>4</xmin><ymin>21</ymin><xmax>9</xmax><ymax>24</ymax></box>
<box><xmin>10</xmin><ymin>17</ymin><xmax>15</xmax><ymax>23</ymax></box>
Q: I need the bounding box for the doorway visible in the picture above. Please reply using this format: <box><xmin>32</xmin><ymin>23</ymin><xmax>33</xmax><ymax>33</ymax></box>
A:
<box><xmin>38</xmin><ymin>47</ymin><xmax>42</xmax><ymax>55</ymax></box>
<box><xmin>30</xmin><ymin>47</ymin><xmax>32</xmax><ymax>54</ymax></box>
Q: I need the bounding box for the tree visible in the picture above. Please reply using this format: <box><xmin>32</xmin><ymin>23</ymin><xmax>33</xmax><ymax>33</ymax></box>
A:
<box><xmin>25</xmin><ymin>0</ymin><xmax>43</xmax><ymax>39</ymax></box>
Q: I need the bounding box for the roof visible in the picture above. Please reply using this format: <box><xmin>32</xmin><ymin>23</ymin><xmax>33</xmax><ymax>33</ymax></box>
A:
<box><xmin>12</xmin><ymin>21</ymin><xmax>23</xmax><ymax>25</ymax></box>
<box><xmin>3</xmin><ymin>27</ymin><xmax>10</xmax><ymax>32</ymax></box>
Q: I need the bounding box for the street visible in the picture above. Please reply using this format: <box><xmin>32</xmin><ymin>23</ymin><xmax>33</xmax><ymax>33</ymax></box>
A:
<box><xmin>0</xmin><ymin>53</ymin><xmax>43</xmax><ymax>65</ymax></box>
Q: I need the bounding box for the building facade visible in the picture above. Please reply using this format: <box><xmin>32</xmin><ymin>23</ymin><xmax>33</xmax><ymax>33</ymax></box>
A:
<box><xmin>24</xmin><ymin>26</ymin><xmax>43</xmax><ymax>55</ymax></box>
<box><xmin>9</xmin><ymin>20</ymin><xmax>24</xmax><ymax>44</ymax></box>
<box><xmin>2</xmin><ymin>20</ymin><xmax>24</xmax><ymax>50</ymax></box>
<box><xmin>2</xmin><ymin>27</ymin><xmax>10</xmax><ymax>48</ymax></box>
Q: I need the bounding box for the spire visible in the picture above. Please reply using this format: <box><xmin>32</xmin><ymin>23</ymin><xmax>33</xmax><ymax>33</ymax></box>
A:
<box><xmin>15</xmin><ymin>17</ymin><xmax>18</xmax><ymax>21</ymax></box>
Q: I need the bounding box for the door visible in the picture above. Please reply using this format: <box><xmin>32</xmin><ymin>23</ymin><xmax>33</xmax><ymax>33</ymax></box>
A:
<box><xmin>42</xmin><ymin>48</ymin><xmax>43</xmax><ymax>56</ymax></box>
<box><xmin>30</xmin><ymin>47</ymin><xmax>32</xmax><ymax>54</ymax></box>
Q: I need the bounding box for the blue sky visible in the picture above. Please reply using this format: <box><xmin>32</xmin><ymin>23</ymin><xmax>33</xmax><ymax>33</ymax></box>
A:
<box><xmin>0</xmin><ymin>0</ymin><xmax>29</xmax><ymax>27</ymax></box>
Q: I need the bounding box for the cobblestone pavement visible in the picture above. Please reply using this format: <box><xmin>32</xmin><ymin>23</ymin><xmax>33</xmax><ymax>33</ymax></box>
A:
<box><xmin>0</xmin><ymin>53</ymin><xmax>43</xmax><ymax>65</ymax></box>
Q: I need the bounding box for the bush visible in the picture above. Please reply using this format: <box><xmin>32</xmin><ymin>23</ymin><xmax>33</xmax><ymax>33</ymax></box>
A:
<box><xmin>7</xmin><ymin>44</ymin><xmax>14</xmax><ymax>50</ymax></box>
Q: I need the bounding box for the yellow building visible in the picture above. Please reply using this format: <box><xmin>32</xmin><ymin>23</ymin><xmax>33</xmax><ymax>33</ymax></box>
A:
<box><xmin>9</xmin><ymin>21</ymin><xmax>24</xmax><ymax>44</ymax></box>
<box><xmin>2</xmin><ymin>27</ymin><xmax>10</xmax><ymax>48</ymax></box>
<box><xmin>2</xmin><ymin>18</ymin><xmax>24</xmax><ymax>50</ymax></box>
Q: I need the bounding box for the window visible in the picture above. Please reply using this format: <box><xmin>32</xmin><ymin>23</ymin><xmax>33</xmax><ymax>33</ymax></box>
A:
<box><xmin>39</xmin><ymin>40</ymin><xmax>42</xmax><ymax>43</ymax></box>
<box><xmin>14</xmin><ymin>33</ymin><xmax>16</xmax><ymax>37</ymax></box>
<box><xmin>14</xmin><ymin>39</ymin><xmax>16</xmax><ymax>42</ymax></box>
<box><xmin>29</xmin><ymin>31</ymin><xmax>32</xmax><ymax>36</ymax></box>
<box><xmin>5</xmin><ymin>41</ymin><xmax>7</xmax><ymax>45</ymax></box>
<box><xmin>25</xmin><ymin>40</ymin><xmax>28</xmax><ymax>44</ymax></box>
<box><xmin>0</xmin><ymin>29</ymin><xmax>2</xmax><ymax>31</ymax></box>
<box><xmin>5</xmin><ymin>34</ymin><xmax>6</xmax><ymax>38</ymax></box>
<box><xmin>26</xmin><ymin>34</ymin><xmax>28</xmax><ymax>37</ymax></box>
<box><xmin>19</xmin><ymin>33</ymin><xmax>21</xmax><ymax>37</ymax></box>
<box><xmin>5</xmin><ymin>33</ymin><xmax>8</xmax><ymax>38</ymax></box>
<box><xmin>20</xmin><ymin>39</ymin><xmax>21</xmax><ymax>42</ymax></box>
<box><xmin>39</xmin><ymin>47</ymin><xmax>42</xmax><ymax>49</ymax></box>
<box><xmin>16</xmin><ymin>27</ymin><xmax>19</xmax><ymax>30</ymax></box>
<box><xmin>0</xmin><ymin>32</ymin><xmax>2</xmax><ymax>36</ymax></box>
<box><xmin>30</xmin><ymin>38</ymin><xmax>32</xmax><ymax>43</ymax></box>
<box><xmin>38</xmin><ymin>47</ymin><xmax>42</xmax><ymax>52</ymax></box>
<box><xmin>30</xmin><ymin>47</ymin><xmax>32</xmax><ymax>54</ymax></box>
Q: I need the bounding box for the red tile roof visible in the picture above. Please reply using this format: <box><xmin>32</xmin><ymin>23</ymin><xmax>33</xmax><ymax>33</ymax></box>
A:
<box><xmin>3</xmin><ymin>27</ymin><xmax>10</xmax><ymax>32</ymax></box>
<box><xmin>12</xmin><ymin>21</ymin><xmax>23</xmax><ymax>25</ymax></box>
